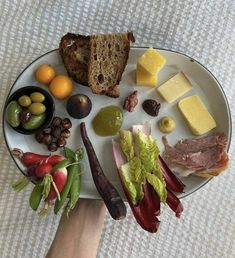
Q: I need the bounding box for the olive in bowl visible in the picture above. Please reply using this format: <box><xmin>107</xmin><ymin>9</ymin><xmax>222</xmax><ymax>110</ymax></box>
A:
<box><xmin>4</xmin><ymin>86</ymin><xmax>55</xmax><ymax>135</ymax></box>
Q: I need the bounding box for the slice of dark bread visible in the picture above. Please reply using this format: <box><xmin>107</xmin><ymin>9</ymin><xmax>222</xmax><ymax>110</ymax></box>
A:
<box><xmin>88</xmin><ymin>32</ymin><xmax>135</xmax><ymax>97</ymax></box>
<box><xmin>59</xmin><ymin>33</ymin><xmax>90</xmax><ymax>86</ymax></box>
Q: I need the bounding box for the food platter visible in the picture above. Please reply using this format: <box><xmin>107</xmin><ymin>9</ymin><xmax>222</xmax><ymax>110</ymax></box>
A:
<box><xmin>3</xmin><ymin>47</ymin><xmax>232</xmax><ymax>200</ymax></box>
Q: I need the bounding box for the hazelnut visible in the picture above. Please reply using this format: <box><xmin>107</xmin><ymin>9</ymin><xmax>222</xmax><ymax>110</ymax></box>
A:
<box><xmin>52</xmin><ymin>116</ymin><xmax>62</xmax><ymax>127</ymax></box>
<box><xmin>42</xmin><ymin>134</ymin><xmax>52</xmax><ymax>145</ymax></box>
<box><xmin>51</xmin><ymin>126</ymin><xmax>61</xmax><ymax>138</ymax></box>
<box><xmin>61</xmin><ymin>129</ymin><xmax>71</xmax><ymax>138</ymax></box>
<box><xmin>48</xmin><ymin>142</ymin><xmax>58</xmax><ymax>152</ymax></box>
<box><xmin>57</xmin><ymin>137</ymin><xmax>66</xmax><ymax>147</ymax></box>
<box><xmin>51</xmin><ymin>137</ymin><xmax>58</xmax><ymax>143</ymax></box>
<box><xmin>62</xmin><ymin>118</ymin><xmax>72</xmax><ymax>129</ymax></box>
<box><xmin>43</xmin><ymin>127</ymin><xmax>51</xmax><ymax>134</ymax></box>
<box><xmin>35</xmin><ymin>133</ymin><xmax>44</xmax><ymax>143</ymax></box>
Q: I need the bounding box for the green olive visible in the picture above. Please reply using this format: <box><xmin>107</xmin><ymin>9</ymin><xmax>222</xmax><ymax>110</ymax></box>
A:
<box><xmin>6</xmin><ymin>101</ymin><xmax>22</xmax><ymax>127</ymax></box>
<box><xmin>18</xmin><ymin>95</ymin><xmax>31</xmax><ymax>107</ymax></box>
<box><xmin>29</xmin><ymin>103</ymin><xmax>46</xmax><ymax>115</ymax></box>
<box><xmin>158</xmin><ymin>116</ymin><xmax>176</xmax><ymax>133</ymax></box>
<box><xmin>23</xmin><ymin>113</ymin><xmax>46</xmax><ymax>130</ymax></box>
<box><xmin>30</xmin><ymin>92</ymin><xmax>45</xmax><ymax>103</ymax></box>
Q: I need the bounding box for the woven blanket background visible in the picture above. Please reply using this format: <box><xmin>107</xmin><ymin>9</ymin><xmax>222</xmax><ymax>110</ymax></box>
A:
<box><xmin>0</xmin><ymin>0</ymin><xmax>234</xmax><ymax>257</ymax></box>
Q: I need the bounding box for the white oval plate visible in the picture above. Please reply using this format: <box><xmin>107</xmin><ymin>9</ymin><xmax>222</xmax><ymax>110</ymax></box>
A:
<box><xmin>3</xmin><ymin>48</ymin><xmax>232</xmax><ymax>199</ymax></box>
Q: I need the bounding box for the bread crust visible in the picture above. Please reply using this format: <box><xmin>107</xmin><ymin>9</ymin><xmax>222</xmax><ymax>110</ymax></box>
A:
<box><xmin>59</xmin><ymin>33</ymin><xmax>90</xmax><ymax>86</ymax></box>
<box><xmin>59</xmin><ymin>32</ymin><xmax>135</xmax><ymax>98</ymax></box>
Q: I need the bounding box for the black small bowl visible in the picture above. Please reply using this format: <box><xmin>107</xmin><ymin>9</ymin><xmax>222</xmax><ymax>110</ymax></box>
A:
<box><xmin>4</xmin><ymin>86</ymin><xmax>55</xmax><ymax>135</ymax></box>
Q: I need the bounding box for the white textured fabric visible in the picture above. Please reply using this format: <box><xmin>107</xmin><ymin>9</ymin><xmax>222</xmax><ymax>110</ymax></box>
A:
<box><xmin>0</xmin><ymin>0</ymin><xmax>235</xmax><ymax>257</ymax></box>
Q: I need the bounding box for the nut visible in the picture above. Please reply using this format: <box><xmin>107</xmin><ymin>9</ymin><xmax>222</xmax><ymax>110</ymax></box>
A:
<box><xmin>51</xmin><ymin>126</ymin><xmax>61</xmax><ymax>138</ymax></box>
<box><xmin>123</xmin><ymin>91</ymin><xmax>138</xmax><ymax>112</ymax></box>
<box><xmin>61</xmin><ymin>118</ymin><xmax>72</xmax><ymax>129</ymax></box>
<box><xmin>42</xmin><ymin>134</ymin><xmax>52</xmax><ymax>145</ymax></box>
<box><xmin>48</xmin><ymin>142</ymin><xmax>58</xmax><ymax>152</ymax></box>
<box><xmin>52</xmin><ymin>116</ymin><xmax>62</xmax><ymax>127</ymax></box>
<box><xmin>51</xmin><ymin>137</ymin><xmax>58</xmax><ymax>143</ymax></box>
<box><xmin>142</xmin><ymin>99</ymin><xmax>161</xmax><ymax>117</ymax></box>
<box><xmin>43</xmin><ymin>127</ymin><xmax>51</xmax><ymax>134</ymax></box>
<box><xmin>61</xmin><ymin>129</ymin><xmax>71</xmax><ymax>138</ymax></box>
<box><xmin>57</xmin><ymin>137</ymin><xmax>66</xmax><ymax>147</ymax></box>
<box><xmin>35</xmin><ymin>133</ymin><xmax>44</xmax><ymax>143</ymax></box>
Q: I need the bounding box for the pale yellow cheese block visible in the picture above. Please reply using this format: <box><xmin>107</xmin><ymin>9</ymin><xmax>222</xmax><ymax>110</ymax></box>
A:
<box><xmin>178</xmin><ymin>95</ymin><xmax>216</xmax><ymax>135</ymax></box>
<box><xmin>136</xmin><ymin>63</ymin><xmax>157</xmax><ymax>87</ymax></box>
<box><xmin>137</xmin><ymin>48</ymin><xmax>166</xmax><ymax>75</ymax></box>
<box><xmin>157</xmin><ymin>72</ymin><xmax>192</xmax><ymax>103</ymax></box>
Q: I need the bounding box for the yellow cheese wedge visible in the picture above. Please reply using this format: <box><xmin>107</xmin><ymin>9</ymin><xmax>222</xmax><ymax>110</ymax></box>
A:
<box><xmin>136</xmin><ymin>63</ymin><xmax>157</xmax><ymax>87</ymax></box>
<box><xmin>137</xmin><ymin>48</ymin><xmax>166</xmax><ymax>75</ymax></box>
<box><xmin>178</xmin><ymin>95</ymin><xmax>216</xmax><ymax>135</ymax></box>
<box><xmin>157</xmin><ymin>72</ymin><xmax>192</xmax><ymax>103</ymax></box>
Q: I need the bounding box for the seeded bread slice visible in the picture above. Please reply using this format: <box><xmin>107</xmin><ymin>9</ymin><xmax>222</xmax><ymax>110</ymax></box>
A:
<box><xmin>59</xmin><ymin>33</ymin><xmax>90</xmax><ymax>86</ymax></box>
<box><xmin>88</xmin><ymin>32</ymin><xmax>135</xmax><ymax>97</ymax></box>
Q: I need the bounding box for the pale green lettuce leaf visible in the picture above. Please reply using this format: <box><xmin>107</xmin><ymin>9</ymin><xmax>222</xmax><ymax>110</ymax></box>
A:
<box><xmin>119</xmin><ymin>163</ymin><xmax>138</xmax><ymax>204</ymax></box>
<box><xmin>118</xmin><ymin>129</ymin><xmax>167</xmax><ymax>205</ymax></box>
<box><xmin>145</xmin><ymin>172</ymin><xmax>167</xmax><ymax>203</ymax></box>
<box><xmin>136</xmin><ymin>130</ymin><xmax>165</xmax><ymax>183</ymax></box>
<box><xmin>119</xmin><ymin>130</ymin><xmax>135</xmax><ymax>161</ymax></box>
<box><xmin>120</xmin><ymin>157</ymin><xmax>144</xmax><ymax>204</ymax></box>
<box><xmin>136</xmin><ymin>131</ymin><xmax>159</xmax><ymax>171</ymax></box>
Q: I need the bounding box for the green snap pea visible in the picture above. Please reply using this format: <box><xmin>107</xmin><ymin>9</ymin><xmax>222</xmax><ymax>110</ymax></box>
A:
<box><xmin>29</xmin><ymin>185</ymin><xmax>43</xmax><ymax>211</ymax></box>
<box><xmin>51</xmin><ymin>159</ymin><xmax>71</xmax><ymax>173</ymax></box>
<box><xmin>65</xmin><ymin>164</ymin><xmax>80</xmax><ymax>216</ymax></box>
<box><xmin>54</xmin><ymin>164</ymin><xmax>76</xmax><ymax>214</ymax></box>
<box><xmin>6</xmin><ymin>101</ymin><xmax>22</xmax><ymax>127</ymax></box>
<box><xmin>54</xmin><ymin>147</ymin><xmax>83</xmax><ymax>214</ymax></box>
<box><xmin>23</xmin><ymin>112</ymin><xmax>46</xmax><ymax>130</ymax></box>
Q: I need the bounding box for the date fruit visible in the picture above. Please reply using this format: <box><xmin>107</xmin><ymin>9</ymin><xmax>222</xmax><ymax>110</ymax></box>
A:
<box><xmin>142</xmin><ymin>99</ymin><xmax>161</xmax><ymax>117</ymax></box>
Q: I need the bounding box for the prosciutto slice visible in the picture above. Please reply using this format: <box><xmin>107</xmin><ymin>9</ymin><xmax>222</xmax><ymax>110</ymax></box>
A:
<box><xmin>174</xmin><ymin>133</ymin><xmax>227</xmax><ymax>154</ymax></box>
<box><xmin>162</xmin><ymin>133</ymin><xmax>229</xmax><ymax>177</ymax></box>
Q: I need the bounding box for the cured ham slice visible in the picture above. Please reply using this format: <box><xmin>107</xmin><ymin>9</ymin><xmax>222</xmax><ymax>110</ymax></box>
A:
<box><xmin>162</xmin><ymin>133</ymin><xmax>229</xmax><ymax>177</ymax></box>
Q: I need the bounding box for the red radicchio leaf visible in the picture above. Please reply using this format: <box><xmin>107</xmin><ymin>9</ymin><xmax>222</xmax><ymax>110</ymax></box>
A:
<box><xmin>124</xmin><ymin>182</ymin><xmax>161</xmax><ymax>233</ymax></box>
<box><xmin>166</xmin><ymin>189</ymin><xmax>184</xmax><ymax>218</ymax></box>
<box><xmin>158</xmin><ymin>155</ymin><xmax>185</xmax><ymax>193</ymax></box>
<box><xmin>112</xmin><ymin>140</ymin><xmax>160</xmax><ymax>233</ymax></box>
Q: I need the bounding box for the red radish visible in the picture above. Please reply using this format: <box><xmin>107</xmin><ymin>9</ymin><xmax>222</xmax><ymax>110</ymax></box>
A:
<box><xmin>26</xmin><ymin>165</ymin><xmax>42</xmax><ymax>184</ymax></box>
<box><xmin>35</xmin><ymin>163</ymin><xmax>53</xmax><ymax>178</ymax></box>
<box><xmin>26</xmin><ymin>165</ymin><xmax>37</xmax><ymax>178</ymax></box>
<box><xmin>46</xmin><ymin>155</ymin><xmax>65</xmax><ymax>166</ymax></box>
<box><xmin>47</xmin><ymin>167</ymin><xmax>67</xmax><ymax>201</ymax></box>
<box><xmin>12</xmin><ymin>148</ymin><xmax>64</xmax><ymax>167</ymax></box>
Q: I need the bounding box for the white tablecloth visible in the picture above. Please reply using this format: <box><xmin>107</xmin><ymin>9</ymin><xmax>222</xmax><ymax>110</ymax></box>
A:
<box><xmin>0</xmin><ymin>0</ymin><xmax>234</xmax><ymax>257</ymax></box>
